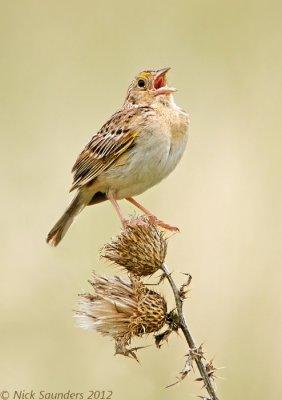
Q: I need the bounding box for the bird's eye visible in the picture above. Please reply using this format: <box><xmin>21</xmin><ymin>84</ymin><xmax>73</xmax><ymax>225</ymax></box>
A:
<box><xmin>137</xmin><ymin>79</ymin><xmax>145</xmax><ymax>88</ymax></box>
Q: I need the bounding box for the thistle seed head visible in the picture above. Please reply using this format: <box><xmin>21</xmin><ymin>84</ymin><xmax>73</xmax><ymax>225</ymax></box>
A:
<box><xmin>101</xmin><ymin>216</ymin><xmax>167</xmax><ymax>277</ymax></box>
<box><xmin>75</xmin><ymin>272</ymin><xmax>167</xmax><ymax>347</ymax></box>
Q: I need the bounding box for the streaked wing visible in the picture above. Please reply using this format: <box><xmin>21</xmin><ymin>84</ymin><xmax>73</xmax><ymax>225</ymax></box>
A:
<box><xmin>70</xmin><ymin>107</ymin><xmax>152</xmax><ymax>191</ymax></box>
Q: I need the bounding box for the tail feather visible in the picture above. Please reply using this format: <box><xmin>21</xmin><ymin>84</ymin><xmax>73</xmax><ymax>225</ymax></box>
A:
<box><xmin>47</xmin><ymin>193</ymin><xmax>85</xmax><ymax>246</ymax></box>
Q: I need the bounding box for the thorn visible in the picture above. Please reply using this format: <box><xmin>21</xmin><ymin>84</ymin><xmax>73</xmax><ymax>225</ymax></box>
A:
<box><xmin>115</xmin><ymin>348</ymin><xmax>140</xmax><ymax>363</ymax></box>
<box><xmin>165</xmin><ymin>352</ymin><xmax>193</xmax><ymax>388</ymax></box>
<box><xmin>115</xmin><ymin>341</ymin><xmax>150</xmax><ymax>364</ymax></box>
<box><xmin>189</xmin><ymin>344</ymin><xmax>205</xmax><ymax>361</ymax></box>
<box><xmin>181</xmin><ymin>272</ymin><xmax>192</xmax><ymax>280</ymax></box>
<box><xmin>146</xmin><ymin>272</ymin><xmax>166</xmax><ymax>286</ymax></box>
<box><xmin>204</xmin><ymin>358</ymin><xmax>219</xmax><ymax>381</ymax></box>
<box><xmin>166</xmin><ymin>230</ymin><xmax>179</xmax><ymax>240</ymax></box>
<box><xmin>155</xmin><ymin>329</ymin><xmax>172</xmax><ymax>348</ymax></box>
<box><xmin>165</xmin><ymin>380</ymin><xmax>180</xmax><ymax>389</ymax></box>
<box><xmin>158</xmin><ymin>272</ymin><xmax>167</xmax><ymax>284</ymax></box>
<box><xmin>179</xmin><ymin>273</ymin><xmax>192</xmax><ymax>300</ymax></box>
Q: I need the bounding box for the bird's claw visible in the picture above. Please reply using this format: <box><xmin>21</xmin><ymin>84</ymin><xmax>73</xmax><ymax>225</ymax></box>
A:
<box><xmin>147</xmin><ymin>215</ymin><xmax>179</xmax><ymax>232</ymax></box>
<box><xmin>122</xmin><ymin>218</ymin><xmax>147</xmax><ymax>229</ymax></box>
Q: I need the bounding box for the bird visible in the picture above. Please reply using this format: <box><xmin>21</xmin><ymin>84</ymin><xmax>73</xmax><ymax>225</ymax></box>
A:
<box><xmin>46</xmin><ymin>67</ymin><xmax>189</xmax><ymax>246</ymax></box>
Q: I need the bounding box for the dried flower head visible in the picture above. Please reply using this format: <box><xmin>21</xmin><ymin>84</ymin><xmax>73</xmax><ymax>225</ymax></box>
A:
<box><xmin>101</xmin><ymin>216</ymin><xmax>167</xmax><ymax>277</ymax></box>
<box><xmin>75</xmin><ymin>272</ymin><xmax>167</xmax><ymax>353</ymax></box>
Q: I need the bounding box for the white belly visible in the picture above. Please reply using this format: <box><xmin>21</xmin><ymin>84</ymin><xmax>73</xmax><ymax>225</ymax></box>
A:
<box><xmin>100</xmin><ymin>122</ymin><xmax>188</xmax><ymax>199</ymax></box>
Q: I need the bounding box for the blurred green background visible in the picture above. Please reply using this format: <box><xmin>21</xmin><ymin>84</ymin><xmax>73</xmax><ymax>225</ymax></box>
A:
<box><xmin>1</xmin><ymin>0</ymin><xmax>281</xmax><ymax>399</ymax></box>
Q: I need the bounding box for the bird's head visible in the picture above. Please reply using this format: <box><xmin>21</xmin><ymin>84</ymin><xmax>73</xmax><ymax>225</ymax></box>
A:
<box><xmin>124</xmin><ymin>67</ymin><xmax>176</xmax><ymax>106</ymax></box>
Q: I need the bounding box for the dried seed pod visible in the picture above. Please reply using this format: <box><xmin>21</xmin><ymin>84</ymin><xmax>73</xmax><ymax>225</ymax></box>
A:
<box><xmin>75</xmin><ymin>272</ymin><xmax>167</xmax><ymax>350</ymax></box>
<box><xmin>101</xmin><ymin>216</ymin><xmax>167</xmax><ymax>277</ymax></box>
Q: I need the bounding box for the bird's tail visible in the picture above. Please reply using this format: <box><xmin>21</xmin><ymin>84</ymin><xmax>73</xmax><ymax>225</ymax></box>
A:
<box><xmin>46</xmin><ymin>193</ymin><xmax>85</xmax><ymax>246</ymax></box>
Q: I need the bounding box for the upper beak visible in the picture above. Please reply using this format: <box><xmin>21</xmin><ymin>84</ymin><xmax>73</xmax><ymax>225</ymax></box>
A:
<box><xmin>153</xmin><ymin>67</ymin><xmax>176</xmax><ymax>96</ymax></box>
<box><xmin>155</xmin><ymin>67</ymin><xmax>171</xmax><ymax>78</ymax></box>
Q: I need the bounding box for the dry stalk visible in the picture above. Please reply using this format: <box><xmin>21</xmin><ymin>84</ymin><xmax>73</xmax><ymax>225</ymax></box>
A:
<box><xmin>161</xmin><ymin>263</ymin><xmax>219</xmax><ymax>400</ymax></box>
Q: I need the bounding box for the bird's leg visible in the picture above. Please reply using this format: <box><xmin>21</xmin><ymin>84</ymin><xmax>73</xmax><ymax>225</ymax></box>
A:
<box><xmin>126</xmin><ymin>197</ymin><xmax>179</xmax><ymax>232</ymax></box>
<box><xmin>107</xmin><ymin>194</ymin><xmax>146</xmax><ymax>229</ymax></box>
<box><xmin>107</xmin><ymin>193</ymin><xmax>127</xmax><ymax>227</ymax></box>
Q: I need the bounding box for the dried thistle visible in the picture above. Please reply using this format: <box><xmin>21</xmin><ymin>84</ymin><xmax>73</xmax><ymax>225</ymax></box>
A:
<box><xmin>75</xmin><ymin>218</ymin><xmax>220</xmax><ymax>400</ymax></box>
<box><xmin>101</xmin><ymin>216</ymin><xmax>167</xmax><ymax>277</ymax></box>
<box><xmin>75</xmin><ymin>272</ymin><xmax>167</xmax><ymax>355</ymax></box>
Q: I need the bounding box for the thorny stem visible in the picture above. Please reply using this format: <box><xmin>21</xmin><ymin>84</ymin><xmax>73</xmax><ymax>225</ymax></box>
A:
<box><xmin>162</xmin><ymin>263</ymin><xmax>219</xmax><ymax>400</ymax></box>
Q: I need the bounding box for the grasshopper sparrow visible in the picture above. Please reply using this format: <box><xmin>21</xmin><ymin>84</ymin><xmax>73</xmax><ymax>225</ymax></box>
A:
<box><xmin>47</xmin><ymin>67</ymin><xmax>189</xmax><ymax>246</ymax></box>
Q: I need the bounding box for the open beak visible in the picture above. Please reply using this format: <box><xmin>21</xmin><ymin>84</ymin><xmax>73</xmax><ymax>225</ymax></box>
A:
<box><xmin>153</xmin><ymin>67</ymin><xmax>176</xmax><ymax>96</ymax></box>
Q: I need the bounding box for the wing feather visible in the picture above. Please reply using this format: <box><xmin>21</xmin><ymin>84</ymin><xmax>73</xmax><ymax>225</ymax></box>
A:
<box><xmin>70</xmin><ymin>107</ymin><xmax>152</xmax><ymax>191</ymax></box>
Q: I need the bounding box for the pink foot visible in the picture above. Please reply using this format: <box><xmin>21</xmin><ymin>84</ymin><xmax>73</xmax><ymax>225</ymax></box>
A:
<box><xmin>147</xmin><ymin>215</ymin><xmax>179</xmax><ymax>232</ymax></box>
<box><xmin>122</xmin><ymin>218</ymin><xmax>147</xmax><ymax>229</ymax></box>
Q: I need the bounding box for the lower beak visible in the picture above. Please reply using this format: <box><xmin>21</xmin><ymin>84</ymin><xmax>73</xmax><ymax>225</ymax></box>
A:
<box><xmin>154</xmin><ymin>87</ymin><xmax>176</xmax><ymax>96</ymax></box>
